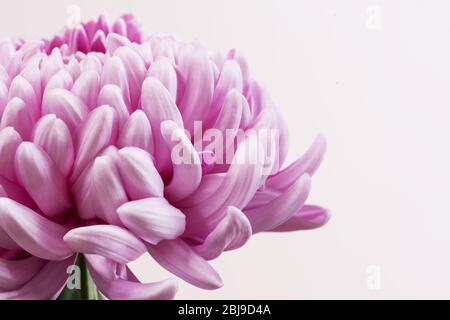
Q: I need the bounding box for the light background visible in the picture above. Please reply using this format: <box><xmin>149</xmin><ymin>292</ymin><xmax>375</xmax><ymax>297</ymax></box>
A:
<box><xmin>1</xmin><ymin>0</ymin><xmax>449</xmax><ymax>299</ymax></box>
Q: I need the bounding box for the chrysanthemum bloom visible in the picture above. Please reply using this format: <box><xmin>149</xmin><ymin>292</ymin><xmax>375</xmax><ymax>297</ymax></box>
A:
<box><xmin>0</xmin><ymin>14</ymin><xmax>329</xmax><ymax>300</ymax></box>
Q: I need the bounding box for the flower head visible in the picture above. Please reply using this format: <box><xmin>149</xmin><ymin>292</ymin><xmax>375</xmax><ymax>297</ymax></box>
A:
<box><xmin>0</xmin><ymin>14</ymin><xmax>329</xmax><ymax>299</ymax></box>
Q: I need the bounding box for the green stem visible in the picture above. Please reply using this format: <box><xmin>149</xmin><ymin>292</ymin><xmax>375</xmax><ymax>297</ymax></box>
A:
<box><xmin>57</xmin><ymin>254</ymin><xmax>102</xmax><ymax>300</ymax></box>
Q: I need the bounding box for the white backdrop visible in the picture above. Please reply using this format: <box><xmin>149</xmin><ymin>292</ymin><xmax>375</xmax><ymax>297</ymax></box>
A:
<box><xmin>1</xmin><ymin>0</ymin><xmax>449</xmax><ymax>299</ymax></box>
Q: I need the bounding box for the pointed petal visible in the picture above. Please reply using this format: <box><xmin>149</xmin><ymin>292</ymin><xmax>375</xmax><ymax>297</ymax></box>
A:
<box><xmin>117</xmin><ymin>110</ymin><xmax>153</xmax><ymax>154</ymax></box>
<box><xmin>92</xmin><ymin>155</ymin><xmax>127</xmax><ymax>225</ymax></box>
<box><xmin>14</xmin><ymin>142</ymin><xmax>72</xmax><ymax>218</ymax></box>
<box><xmin>161</xmin><ymin>121</ymin><xmax>202</xmax><ymax>202</ymax></box>
<box><xmin>208</xmin><ymin>60</ymin><xmax>243</xmax><ymax>124</ymax></box>
<box><xmin>0</xmin><ymin>256</ymin><xmax>45</xmax><ymax>290</ymax></box>
<box><xmin>114</xmin><ymin>46</ymin><xmax>146</xmax><ymax>109</ymax></box>
<box><xmin>147</xmin><ymin>239</ymin><xmax>223</xmax><ymax>290</ymax></box>
<box><xmin>0</xmin><ymin>198</ymin><xmax>72</xmax><ymax>260</ymax></box>
<box><xmin>116</xmin><ymin>147</ymin><xmax>164</xmax><ymax>199</ymax></box>
<box><xmin>0</xmin><ymin>127</ymin><xmax>22</xmax><ymax>182</ymax></box>
<box><xmin>101</xmin><ymin>56</ymin><xmax>130</xmax><ymax>108</ymax></box>
<box><xmin>117</xmin><ymin>197</ymin><xmax>185</xmax><ymax>245</ymax></box>
<box><xmin>0</xmin><ymin>98</ymin><xmax>34</xmax><ymax>140</ymax></box>
<box><xmin>267</xmin><ymin>135</ymin><xmax>326</xmax><ymax>191</ymax></box>
<box><xmin>175</xmin><ymin>173</ymin><xmax>224</xmax><ymax>208</ymax></box>
<box><xmin>44</xmin><ymin>69</ymin><xmax>73</xmax><ymax>94</ymax></box>
<box><xmin>245</xmin><ymin>174</ymin><xmax>311</xmax><ymax>233</ymax></box>
<box><xmin>105</xmin><ymin>33</ymin><xmax>131</xmax><ymax>54</ymax></box>
<box><xmin>85</xmin><ymin>254</ymin><xmax>177</xmax><ymax>300</ymax></box>
<box><xmin>140</xmin><ymin>77</ymin><xmax>183</xmax><ymax>177</ymax></box>
<box><xmin>147</xmin><ymin>57</ymin><xmax>177</xmax><ymax>100</ymax></box>
<box><xmin>183</xmin><ymin>135</ymin><xmax>264</xmax><ymax>237</ymax></box>
<box><xmin>178</xmin><ymin>49</ymin><xmax>214</xmax><ymax>132</ymax></box>
<box><xmin>268</xmin><ymin>205</ymin><xmax>330</xmax><ymax>232</ymax></box>
<box><xmin>0</xmin><ymin>257</ymin><xmax>74</xmax><ymax>300</ymax></box>
<box><xmin>71</xmin><ymin>105</ymin><xmax>117</xmax><ymax>181</ymax></box>
<box><xmin>98</xmin><ymin>84</ymin><xmax>130</xmax><ymax>127</ymax></box>
<box><xmin>194</xmin><ymin>206</ymin><xmax>252</xmax><ymax>260</ymax></box>
<box><xmin>64</xmin><ymin>225</ymin><xmax>146</xmax><ymax>264</ymax></box>
<box><xmin>41</xmin><ymin>88</ymin><xmax>89</xmax><ymax>133</ymax></box>
<box><xmin>71</xmin><ymin>70</ymin><xmax>100</xmax><ymax>109</ymax></box>
<box><xmin>8</xmin><ymin>76</ymin><xmax>39</xmax><ymax>121</ymax></box>
<box><xmin>33</xmin><ymin>115</ymin><xmax>74</xmax><ymax>177</ymax></box>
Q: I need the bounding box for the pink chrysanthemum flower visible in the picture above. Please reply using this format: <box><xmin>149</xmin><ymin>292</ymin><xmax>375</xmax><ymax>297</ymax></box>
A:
<box><xmin>0</xmin><ymin>14</ymin><xmax>329</xmax><ymax>300</ymax></box>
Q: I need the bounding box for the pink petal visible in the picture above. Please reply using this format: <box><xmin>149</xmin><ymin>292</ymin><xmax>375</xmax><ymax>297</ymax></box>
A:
<box><xmin>183</xmin><ymin>135</ymin><xmax>264</xmax><ymax>237</ymax></box>
<box><xmin>71</xmin><ymin>105</ymin><xmax>118</xmax><ymax>181</ymax></box>
<box><xmin>101</xmin><ymin>56</ymin><xmax>130</xmax><ymax>108</ymax></box>
<box><xmin>41</xmin><ymin>88</ymin><xmax>89</xmax><ymax>133</ymax></box>
<box><xmin>117</xmin><ymin>110</ymin><xmax>154</xmax><ymax>154</ymax></box>
<box><xmin>0</xmin><ymin>127</ymin><xmax>22</xmax><ymax>182</ymax></box>
<box><xmin>114</xmin><ymin>46</ymin><xmax>146</xmax><ymax>109</ymax></box>
<box><xmin>92</xmin><ymin>155</ymin><xmax>127</xmax><ymax>225</ymax></box>
<box><xmin>267</xmin><ymin>134</ymin><xmax>326</xmax><ymax>191</ymax></box>
<box><xmin>116</xmin><ymin>147</ymin><xmax>164</xmax><ymax>199</ymax></box>
<box><xmin>140</xmin><ymin>77</ymin><xmax>183</xmax><ymax>177</ymax></box>
<box><xmin>117</xmin><ymin>197</ymin><xmax>185</xmax><ymax>245</ymax></box>
<box><xmin>32</xmin><ymin>114</ymin><xmax>74</xmax><ymax>177</ymax></box>
<box><xmin>0</xmin><ymin>98</ymin><xmax>34</xmax><ymax>140</ymax></box>
<box><xmin>268</xmin><ymin>205</ymin><xmax>330</xmax><ymax>232</ymax></box>
<box><xmin>147</xmin><ymin>238</ymin><xmax>223</xmax><ymax>290</ymax></box>
<box><xmin>147</xmin><ymin>57</ymin><xmax>177</xmax><ymax>100</ymax></box>
<box><xmin>71</xmin><ymin>70</ymin><xmax>100</xmax><ymax>109</ymax></box>
<box><xmin>194</xmin><ymin>206</ymin><xmax>252</xmax><ymax>260</ymax></box>
<box><xmin>208</xmin><ymin>60</ymin><xmax>243</xmax><ymax>125</ymax></box>
<box><xmin>0</xmin><ymin>198</ymin><xmax>73</xmax><ymax>260</ymax></box>
<box><xmin>105</xmin><ymin>33</ymin><xmax>131</xmax><ymax>55</ymax></box>
<box><xmin>178</xmin><ymin>49</ymin><xmax>214</xmax><ymax>133</ymax></box>
<box><xmin>64</xmin><ymin>225</ymin><xmax>146</xmax><ymax>264</ymax></box>
<box><xmin>14</xmin><ymin>142</ymin><xmax>72</xmax><ymax>218</ymax></box>
<box><xmin>98</xmin><ymin>84</ymin><xmax>130</xmax><ymax>127</ymax></box>
<box><xmin>0</xmin><ymin>257</ymin><xmax>74</xmax><ymax>300</ymax></box>
<box><xmin>160</xmin><ymin>120</ymin><xmax>202</xmax><ymax>202</ymax></box>
<box><xmin>85</xmin><ymin>254</ymin><xmax>177</xmax><ymax>300</ymax></box>
<box><xmin>0</xmin><ymin>256</ymin><xmax>45</xmax><ymax>290</ymax></box>
<box><xmin>245</xmin><ymin>174</ymin><xmax>311</xmax><ymax>233</ymax></box>
<box><xmin>44</xmin><ymin>69</ymin><xmax>73</xmax><ymax>94</ymax></box>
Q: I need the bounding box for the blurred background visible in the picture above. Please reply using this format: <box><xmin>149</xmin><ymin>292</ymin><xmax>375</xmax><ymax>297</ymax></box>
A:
<box><xmin>1</xmin><ymin>0</ymin><xmax>449</xmax><ymax>299</ymax></box>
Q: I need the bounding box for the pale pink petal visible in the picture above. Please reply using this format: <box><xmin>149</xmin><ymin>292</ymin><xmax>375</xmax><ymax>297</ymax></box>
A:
<box><xmin>194</xmin><ymin>206</ymin><xmax>252</xmax><ymax>260</ymax></box>
<box><xmin>64</xmin><ymin>225</ymin><xmax>146</xmax><ymax>264</ymax></box>
<box><xmin>101</xmin><ymin>56</ymin><xmax>130</xmax><ymax>108</ymax></box>
<box><xmin>0</xmin><ymin>257</ymin><xmax>74</xmax><ymax>300</ymax></box>
<box><xmin>85</xmin><ymin>254</ymin><xmax>177</xmax><ymax>300</ymax></box>
<box><xmin>71</xmin><ymin>70</ymin><xmax>100</xmax><ymax>109</ymax></box>
<box><xmin>0</xmin><ymin>98</ymin><xmax>34</xmax><ymax>140</ymax></box>
<box><xmin>117</xmin><ymin>197</ymin><xmax>185</xmax><ymax>245</ymax></box>
<box><xmin>71</xmin><ymin>105</ymin><xmax>117</xmax><ymax>181</ymax></box>
<box><xmin>245</xmin><ymin>174</ymin><xmax>311</xmax><ymax>233</ymax></box>
<box><xmin>117</xmin><ymin>110</ymin><xmax>154</xmax><ymax>154</ymax></box>
<box><xmin>98</xmin><ymin>84</ymin><xmax>130</xmax><ymax>127</ymax></box>
<box><xmin>183</xmin><ymin>135</ymin><xmax>264</xmax><ymax>237</ymax></box>
<box><xmin>44</xmin><ymin>69</ymin><xmax>73</xmax><ymax>94</ymax></box>
<box><xmin>92</xmin><ymin>155</ymin><xmax>127</xmax><ymax>225</ymax></box>
<box><xmin>0</xmin><ymin>198</ymin><xmax>73</xmax><ymax>260</ymax></box>
<box><xmin>0</xmin><ymin>127</ymin><xmax>22</xmax><ymax>182</ymax></box>
<box><xmin>147</xmin><ymin>57</ymin><xmax>177</xmax><ymax>100</ymax></box>
<box><xmin>147</xmin><ymin>238</ymin><xmax>223</xmax><ymax>290</ymax></box>
<box><xmin>14</xmin><ymin>142</ymin><xmax>72</xmax><ymax>218</ymax></box>
<box><xmin>41</xmin><ymin>88</ymin><xmax>89</xmax><ymax>133</ymax></box>
<box><xmin>116</xmin><ymin>147</ymin><xmax>164</xmax><ymax>199</ymax></box>
<box><xmin>33</xmin><ymin>114</ymin><xmax>74</xmax><ymax>177</ymax></box>
<box><xmin>114</xmin><ymin>46</ymin><xmax>146</xmax><ymax>109</ymax></box>
<box><xmin>0</xmin><ymin>256</ymin><xmax>45</xmax><ymax>290</ymax></box>
<box><xmin>267</xmin><ymin>134</ymin><xmax>326</xmax><ymax>191</ymax></box>
<box><xmin>178</xmin><ymin>49</ymin><xmax>214</xmax><ymax>133</ymax></box>
<box><xmin>268</xmin><ymin>205</ymin><xmax>330</xmax><ymax>232</ymax></box>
